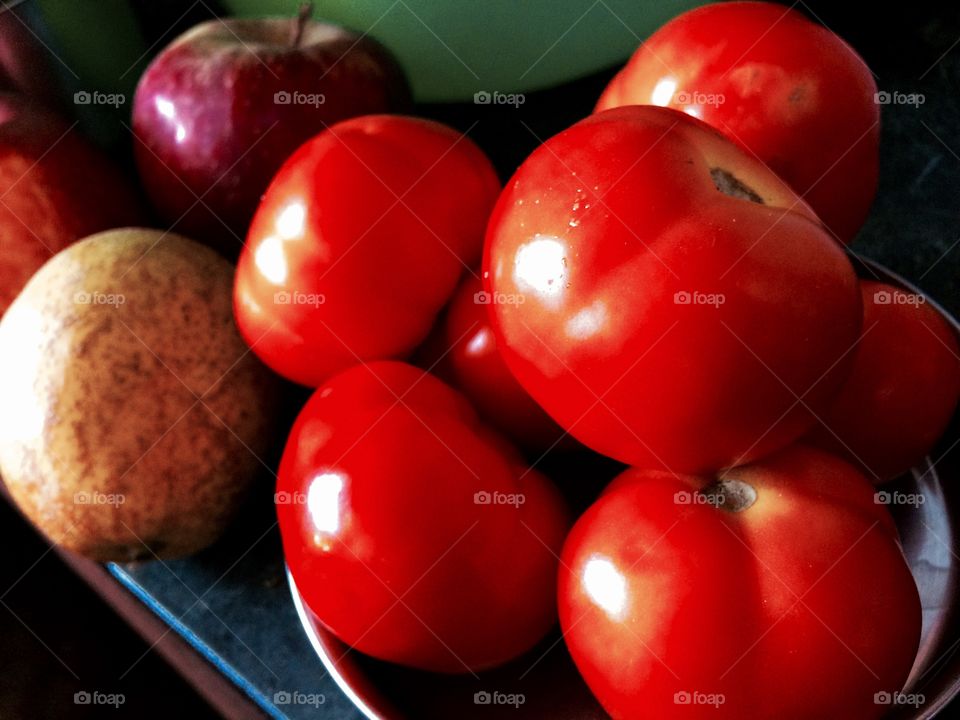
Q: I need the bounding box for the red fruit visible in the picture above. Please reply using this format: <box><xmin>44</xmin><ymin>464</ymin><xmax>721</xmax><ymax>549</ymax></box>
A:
<box><xmin>235</xmin><ymin>115</ymin><xmax>500</xmax><ymax>387</ymax></box>
<box><xmin>484</xmin><ymin>105</ymin><xmax>861</xmax><ymax>473</ymax></box>
<box><xmin>132</xmin><ymin>15</ymin><xmax>410</xmax><ymax>254</ymax></box>
<box><xmin>0</xmin><ymin>93</ymin><xmax>144</xmax><ymax>315</ymax></box>
<box><xmin>808</xmin><ymin>280</ymin><xmax>960</xmax><ymax>481</ymax></box>
<box><xmin>560</xmin><ymin>445</ymin><xmax>920</xmax><ymax>719</ymax></box>
<box><xmin>278</xmin><ymin>361</ymin><xmax>569</xmax><ymax>672</ymax></box>
<box><xmin>596</xmin><ymin>1</ymin><xmax>879</xmax><ymax>242</ymax></box>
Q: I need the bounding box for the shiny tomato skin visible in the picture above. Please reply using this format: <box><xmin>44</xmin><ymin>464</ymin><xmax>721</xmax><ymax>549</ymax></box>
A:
<box><xmin>484</xmin><ymin>105</ymin><xmax>862</xmax><ymax>474</ymax></box>
<box><xmin>277</xmin><ymin>361</ymin><xmax>569</xmax><ymax>672</ymax></box>
<box><xmin>429</xmin><ymin>274</ymin><xmax>568</xmax><ymax>450</ymax></box>
<box><xmin>559</xmin><ymin>445</ymin><xmax>920</xmax><ymax>719</ymax></box>
<box><xmin>808</xmin><ymin>281</ymin><xmax>960</xmax><ymax>482</ymax></box>
<box><xmin>235</xmin><ymin>115</ymin><xmax>500</xmax><ymax>387</ymax></box>
<box><xmin>596</xmin><ymin>1</ymin><xmax>879</xmax><ymax>243</ymax></box>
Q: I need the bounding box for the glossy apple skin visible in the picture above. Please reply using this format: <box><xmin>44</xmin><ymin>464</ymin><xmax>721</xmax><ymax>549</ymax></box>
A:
<box><xmin>596</xmin><ymin>1</ymin><xmax>879</xmax><ymax>243</ymax></box>
<box><xmin>132</xmin><ymin>16</ymin><xmax>411</xmax><ymax>255</ymax></box>
<box><xmin>808</xmin><ymin>281</ymin><xmax>960</xmax><ymax>481</ymax></box>
<box><xmin>0</xmin><ymin>93</ymin><xmax>144</xmax><ymax>315</ymax></box>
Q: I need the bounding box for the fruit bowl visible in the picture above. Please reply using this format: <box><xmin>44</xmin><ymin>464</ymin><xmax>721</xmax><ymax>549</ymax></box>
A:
<box><xmin>288</xmin><ymin>255</ymin><xmax>960</xmax><ymax>719</ymax></box>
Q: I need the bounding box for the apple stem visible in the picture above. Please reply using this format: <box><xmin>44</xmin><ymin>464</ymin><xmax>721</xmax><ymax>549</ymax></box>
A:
<box><xmin>291</xmin><ymin>3</ymin><xmax>312</xmax><ymax>48</ymax></box>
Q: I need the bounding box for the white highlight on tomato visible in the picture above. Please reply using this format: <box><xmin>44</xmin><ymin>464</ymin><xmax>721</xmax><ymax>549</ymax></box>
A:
<box><xmin>254</xmin><ymin>236</ymin><xmax>287</xmax><ymax>285</ymax></box>
<box><xmin>254</xmin><ymin>201</ymin><xmax>307</xmax><ymax>286</ymax></box>
<box><xmin>307</xmin><ymin>471</ymin><xmax>346</xmax><ymax>538</ymax></box>
<box><xmin>583</xmin><ymin>554</ymin><xmax>628</xmax><ymax>620</ymax></box>
<box><xmin>276</xmin><ymin>201</ymin><xmax>306</xmax><ymax>240</ymax></box>
<box><xmin>513</xmin><ymin>235</ymin><xmax>566</xmax><ymax>300</ymax></box>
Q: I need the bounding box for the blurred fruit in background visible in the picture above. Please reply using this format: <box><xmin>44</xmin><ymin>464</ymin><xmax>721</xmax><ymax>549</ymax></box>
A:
<box><xmin>0</xmin><ymin>92</ymin><xmax>144</xmax><ymax>316</ymax></box>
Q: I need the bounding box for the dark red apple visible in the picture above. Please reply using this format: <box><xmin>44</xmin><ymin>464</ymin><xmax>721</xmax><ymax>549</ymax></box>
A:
<box><xmin>132</xmin><ymin>11</ymin><xmax>411</xmax><ymax>256</ymax></box>
<box><xmin>0</xmin><ymin>92</ymin><xmax>144</xmax><ymax>315</ymax></box>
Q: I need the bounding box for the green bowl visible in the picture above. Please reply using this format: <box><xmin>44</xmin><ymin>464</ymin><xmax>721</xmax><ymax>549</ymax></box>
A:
<box><xmin>24</xmin><ymin>0</ymin><xmax>706</xmax><ymax>103</ymax></box>
<box><xmin>222</xmin><ymin>0</ymin><xmax>703</xmax><ymax>102</ymax></box>
<box><xmin>222</xmin><ymin>0</ymin><xmax>707</xmax><ymax>101</ymax></box>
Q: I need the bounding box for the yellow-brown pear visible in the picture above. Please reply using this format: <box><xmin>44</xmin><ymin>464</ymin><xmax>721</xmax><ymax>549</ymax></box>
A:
<box><xmin>0</xmin><ymin>228</ymin><xmax>280</xmax><ymax>561</ymax></box>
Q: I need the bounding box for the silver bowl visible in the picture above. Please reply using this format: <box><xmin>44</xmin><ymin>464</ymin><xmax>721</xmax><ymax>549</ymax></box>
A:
<box><xmin>289</xmin><ymin>256</ymin><xmax>960</xmax><ymax>719</ymax></box>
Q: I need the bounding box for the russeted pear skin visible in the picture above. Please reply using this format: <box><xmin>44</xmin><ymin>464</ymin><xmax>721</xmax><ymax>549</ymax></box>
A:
<box><xmin>0</xmin><ymin>228</ymin><xmax>281</xmax><ymax>561</ymax></box>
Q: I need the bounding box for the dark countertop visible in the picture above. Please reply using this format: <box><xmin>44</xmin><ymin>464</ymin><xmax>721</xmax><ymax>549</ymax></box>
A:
<box><xmin>107</xmin><ymin>501</ymin><xmax>357</xmax><ymax>720</ymax></box>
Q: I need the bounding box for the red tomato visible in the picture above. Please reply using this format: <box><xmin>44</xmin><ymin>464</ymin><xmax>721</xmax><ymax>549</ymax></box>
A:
<box><xmin>422</xmin><ymin>274</ymin><xmax>568</xmax><ymax>450</ymax></box>
<box><xmin>235</xmin><ymin>115</ymin><xmax>500</xmax><ymax>387</ymax></box>
<box><xmin>277</xmin><ymin>360</ymin><xmax>569</xmax><ymax>672</ymax></box>
<box><xmin>559</xmin><ymin>445</ymin><xmax>921</xmax><ymax>719</ymax></box>
<box><xmin>596</xmin><ymin>1</ymin><xmax>879</xmax><ymax>243</ymax></box>
<box><xmin>483</xmin><ymin>105</ymin><xmax>861</xmax><ymax>474</ymax></box>
<box><xmin>807</xmin><ymin>281</ymin><xmax>960</xmax><ymax>481</ymax></box>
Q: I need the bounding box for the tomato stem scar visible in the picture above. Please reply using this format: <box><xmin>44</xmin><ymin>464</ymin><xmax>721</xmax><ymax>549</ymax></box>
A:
<box><xmin>710</xmin><ymin>168</ymin><xmax>765</xmax><ymax>204</ymax></box>
<box><xmin>698</xmin><ymin>477</ymin><xmax>758</xmax><ymax>512</ymax></box>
